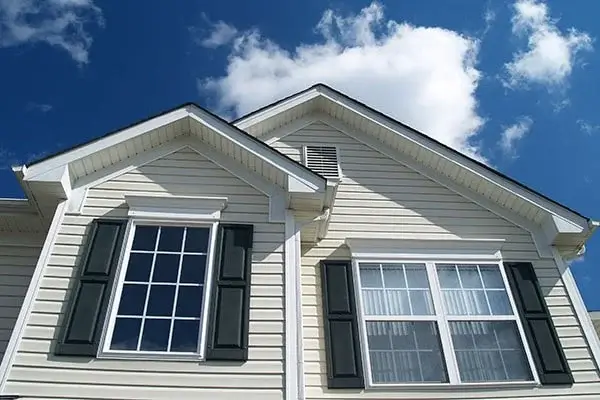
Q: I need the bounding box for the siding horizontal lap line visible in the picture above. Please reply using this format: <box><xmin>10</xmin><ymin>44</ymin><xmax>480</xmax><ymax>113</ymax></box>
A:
<box><xmin>8</xmin><ymin>368</ymin><xmax>283</xmax><ymax>389</ymax></box>
<box><xmin>4</xmin><ymin>382</ymin><xmax>284</xmax><ymax>400</ymax></box>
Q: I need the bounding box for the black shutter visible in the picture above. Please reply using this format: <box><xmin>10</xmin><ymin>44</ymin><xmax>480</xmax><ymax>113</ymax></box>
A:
<box><xmin>320</xmin><ymin>260</ymin><xmax>364</xmax><ymax>389</ymax></box>
<box><xmin>206</xmin><ymin>224</ymin><xmax>253</xmax><ymax>361</ymax></box>
<box><xmin>505</xmin><ymin>262</ymin><xmax>573</xmax><ymax>385</ymax></box>
<box><xmin>56</xmin><ymin>219</ymin><xmax>127</xmax><ymax>356</ymax></box>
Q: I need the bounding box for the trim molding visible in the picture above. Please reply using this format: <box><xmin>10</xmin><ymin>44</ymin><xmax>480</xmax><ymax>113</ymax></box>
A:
<box><xmin>125</xmin><ymin>194</ymin><xmax>227</xmax><ymax>220</ymax></box>
<box><xmin>552</xmin><ymin>248</ymin><xmax>600</xmax><ymax>371</ymax></box>
<box><xmin>345</xmin><ymin>238</ymin><xmax>505</xmax><ymax>260</ymax></box>
<box><xmin>284</xmin><ymin>211</ymin><xmax>303</xmax><ymax>399</ymax></box>
<box><xmin>0</xmin><ymin>200</ymin><xmax>68</xmax><ymax>393</ymax></box>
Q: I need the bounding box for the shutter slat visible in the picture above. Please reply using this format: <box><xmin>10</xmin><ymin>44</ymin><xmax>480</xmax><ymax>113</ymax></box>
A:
<box><xmin>321</xmin><ymin>260</ymin><xmax>364</xmax><ymax>389</ymax></box>
<box><xmin>305</xmin><ymin>146</ymin><xmax>340</xmax><ymax>179</ymax></box>
<box><xmin>505</xmin><ymin>262</ymin><xmax>573</xmax><ymax>385</ymax></box>
<box><xmin>56</xmin><ymin>219</ymin><xmax>127</xmax><ymax>356</ymax></box>
<box><xmin>206</xmin><ymin>224</ymin><xmax>253</xmax><ymax>361</ymax></box>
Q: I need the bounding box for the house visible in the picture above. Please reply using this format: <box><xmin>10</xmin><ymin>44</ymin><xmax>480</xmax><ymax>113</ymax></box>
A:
<box><xmin>0</xmin><ymin>83</ymin><xmax>598</xmax><ymax>400</ymax></box>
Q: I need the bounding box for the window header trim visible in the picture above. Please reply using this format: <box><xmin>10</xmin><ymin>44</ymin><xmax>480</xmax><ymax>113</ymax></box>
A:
<box><xmin>345</xmin><ymin>238</ymin><xmax>505</xmax><ymax>261</ymax></box>
<box><xmin>124</xmin><ymin>194</ymin><xmax>228</xmax><ymax>221</ymax></box>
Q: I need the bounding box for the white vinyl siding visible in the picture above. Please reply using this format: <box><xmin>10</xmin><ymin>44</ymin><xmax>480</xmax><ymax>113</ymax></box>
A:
<box><xmin>273</xmin><ymin>121</ymin><xmax>600</xmax><ymax>399</ymax></box>
<box><xmin>4</xmin><ymin>147</ymin><xmax>285</xmax><ymax>400</ymax></box>
<box><xmin>0</xmin><ymin>238</ymin><xmax>43</xmax><ymax>365</ymax></box>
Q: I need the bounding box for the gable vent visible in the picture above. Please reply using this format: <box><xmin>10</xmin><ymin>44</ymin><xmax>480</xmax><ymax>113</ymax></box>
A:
<box><xmin>304</xmin><ymin>146</ymin><xmax>340</xmax><ymax>179</ymax></box>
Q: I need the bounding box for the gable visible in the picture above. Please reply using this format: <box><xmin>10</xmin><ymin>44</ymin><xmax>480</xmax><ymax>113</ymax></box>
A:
<box><xmin>17</xmin><ymin>105</ymin><xmax>327</xmax><ymax>222</ymax></box>
<box><xmin>272</xmin><ymin>119</ymin><xmax>538</xmax><ymax>258</ymax></box>
<box><xmin>86</xmin><ymin>146</ymin><xmax>279</xmax><ymax>224</ymax></box>
<box><xmin>236</xmin><ymin>85</ymin><xmax>595</xmax><ymax>256</ymax></box>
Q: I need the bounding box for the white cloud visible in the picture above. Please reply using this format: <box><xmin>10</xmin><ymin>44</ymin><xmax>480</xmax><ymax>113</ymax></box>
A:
<box><xmin>201</xmin><ymin>2</ymin><xmax>486</xmax><ymax>161</ymax></box>
<box><xmin>200</xmin><ymin>20</ymin><xmax>238</xmax><ymax>48</ymax></box>
<box><xmin>27</xmin><ymin>102</ymin><xmax>53</xmax><ymax>113</ymax></box>
<box><xmin>505</xmin><ymin>0</ymin><xmax>592</xmax><ymax>89</ymax></box>
<box><xmin>499</xmin><ymin>116</ymin><xmax>533</xmax><ymax>157</ymax></box>
<box><xmin>577</xmin><ymin>119</ymin><xmax>600</xmax><ymax>135</ymax></box>
<box><xmin>483</xmin><ymin>5</ymin><xmax>496</xmax><ymax>35</ymax></box>
<box><xmin>0</xmin><ymin>0</ymin><xmax>103</xmax><ymax>64</ymax></box>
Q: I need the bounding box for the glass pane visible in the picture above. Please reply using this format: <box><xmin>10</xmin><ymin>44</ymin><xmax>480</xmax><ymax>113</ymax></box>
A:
<box><xmin>360</xmin><ymin>265</ymin><xmax>382</xmax><ymax>288</ymax></box>
<box><xmin>125</xmin><ymin>253</ymin><xmax>153</xmax><ymax>282</ymax></box>
<box><xmin>158</xmin><ymin>227</ymin><xmax>184</xmax><ymax>252</ymax></box>
<box><xmin>117</xmin><ymin>284</ymin><xmax>147</xmax><ymax>316</ymax></box>
<box><xmin>171</xmin><ymin>320</ymin><xmax>200</xmax><ymax>352</ymax></box>
<box><xmin>362</xmin><ymin>289</ymin><xmax>387</xmax><ymax>315</ymax></box>
<box><xmin>132</xmin><ymin>226</ymin><xmax>158</xmax><ymax>251</ymax></box>
<box><xmin>480</xmin><ymin>266</ymin><xmax>504</xmax><ymax>288</ymax></box>
<box><xmin>404</xmin><ymin>264</ymin><xmax>428</xmax><ymax>288</ymax></box>
<box><xmin>450</xmin><ymin>321</ymin><xmax>532</xmax><ymax>382</ymax></box>
<box><xmin>110</xmin><ymin>318</ymin><xmax>141</xmax><ymax>350</ymax></box>
<box><xmin>442</xmin><ymin>290</ymin><xmax>465</xmax><ymax>314</ymax></box>
<box><xmin>175</xmin><ymin>286</ymin><xmax>204</xmax><ymax>317</ymax></box>
<box><xmin>366</xmin><ymin>321</ymin><xmax>447</xmax><ymax>383</ymax></box>
<box><xmin>140</xmin><ymin>319</ymin><xmax>170</xmax><ymax>351</ymax></box>
<box><xmin>146</xmin><ymin>285</ymin><xmax>176</xmax><ymax>316</ymax></box>
<box><xmin>382</xmin><ymin>265</ymin><xmax>405</xmax><ymax>288</ymax></box>
<box><xmin>184</xmin><ymin>228</ymin><xmax>210</xmax><ymax>253</ymax></box>
<box><xmin>467</xmin><ymin>290</ymin><xmax>491</xmax><ymax>315</ymax></box>
<box><xmin>152</xmin><ymin>254</ymin><xmax>180</xmax><ymax>283</ymax></box>
<box><xmin>488</xmin><ymin>291</ymin><xmax>513</xmax><ymax>315</ymax></box>
<box><xmin>386</xmin><ymin>290</ymin><xmax>410</xmax><ymax>315</ymax></box>
<box><xmin>437</xmin><ymin>265</ymin><xmax>460</xmax><ymax>288</ymax></box>
<box><xmin>459</xmin><ymin>265</ymin><xmax>483</xmax><ymax>288</ymax></box>
<box><xmin>409</xmin><ymin>290</ymin><xmax>433</xmax><ymax>315</ymax></box>
<box><xmin>180</xmin><ymin>255</ymin><xmax>207</xmax><ymax>284</ymax></box>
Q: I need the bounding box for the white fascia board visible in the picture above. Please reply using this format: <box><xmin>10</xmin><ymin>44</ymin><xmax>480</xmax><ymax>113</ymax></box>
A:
<box><xmin>233</xmin><ymin>89</ymin><xmax>321</xmax><ymax>131</ymax></box>
<box><xmin>23</xmin><ymin>107</ymin><xmax>189</xmax><ymax>179</ymax></box>
<box><xmin>316</xmin><ymin>87</ymin><xmax>590</xmax><ymax>230</ymax></box>
<box><xmin>25</xmin><ymin>164</ymin><xmax>71</xmax><ymax>198</ymax></box>
<box><xmin>187</xmin><ymin>106</ymin><xmax>325</xmax><ymax>193</ymax></box>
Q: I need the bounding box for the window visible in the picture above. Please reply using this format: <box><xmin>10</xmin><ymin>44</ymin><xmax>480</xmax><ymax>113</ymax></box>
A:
<box><xmin>102</xmin><ymin>222</ymin><xmax>216</xmax><ymax>357</ymax></box>
<box><xmin>356</xmin><ymin>261</ymin><xmax>534</xmax><ymax>385</ymax></box>
<box><xmin>303</xmin><ymin>145</ymin><xmax>340</xmax><ymax>179</ymax></box>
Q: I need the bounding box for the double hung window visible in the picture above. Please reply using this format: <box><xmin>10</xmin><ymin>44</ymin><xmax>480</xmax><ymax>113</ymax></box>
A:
<box><xmin>356</xmin><ymin>261</ymin><xmax>535</xmax><ymax>385</ymax></box>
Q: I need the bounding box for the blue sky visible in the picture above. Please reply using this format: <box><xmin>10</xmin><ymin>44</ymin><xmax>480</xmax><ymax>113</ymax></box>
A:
<box><xmin>1</xmin><ymin>0</ymin><xmax>599</xmax><ymax>308</ymax></box>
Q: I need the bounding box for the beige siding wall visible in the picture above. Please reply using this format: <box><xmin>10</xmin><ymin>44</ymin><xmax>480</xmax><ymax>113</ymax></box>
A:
<box><xmin>4</xmin><ymin>147</ymin><xmax>286</xmax><ymax>400</ymax></box>
<box><xmin>0</xmin><ymin>237</ymin><xmax>43</xmax><ymax>365</ymax></box>
<box><xmin>275</xmin><ymin>121</ymin><xmax>600</xmax><ymax>399</ymax></box>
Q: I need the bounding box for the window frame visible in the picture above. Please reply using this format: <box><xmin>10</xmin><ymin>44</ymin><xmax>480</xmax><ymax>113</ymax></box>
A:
<box><xmin>351</xmin><ymin>257</ymin><xmax>540</xmax><ymax>388</ymax></box>
<box><xmin>97</xmin><ymin>218</ymin><xmax>219</xmax><ymax>361</ymax></box>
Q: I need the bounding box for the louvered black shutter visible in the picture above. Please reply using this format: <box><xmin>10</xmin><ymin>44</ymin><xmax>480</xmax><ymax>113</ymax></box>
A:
<box><xmin>56</xmin><ymin>219</ymin><xmax>127</xmax><ymax>356</ymax></box>
<box><xmin>321</xmin><ymin>260</ymin><xmax>364</xmax><ymax>389</ymax></box>
<box><xmin>505</xmin><ymin>262</ymin><xmax>573</xmax><ymax>385</ymax></box>
<box><xmin>206</xmin><ymin>224</ymin><xmax>253</xmax><ymax>361</ymax></box>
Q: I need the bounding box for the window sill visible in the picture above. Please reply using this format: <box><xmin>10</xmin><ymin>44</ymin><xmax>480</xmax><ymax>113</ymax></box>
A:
<box><xmin>365</xmin><ymin>381</ymin><xmax>539</xmax><ymax>391</ymax></box>
<box><xmin>97</xmin><ymin>351</ymin><xmax>204</xmax><ymax>363</ymax></box>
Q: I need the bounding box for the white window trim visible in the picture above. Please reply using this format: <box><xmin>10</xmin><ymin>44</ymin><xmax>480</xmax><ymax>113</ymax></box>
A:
<box><xmin>97</xmin><ymin>217</ymin><xmax>219</xmax><ymax>361</ymax></box>
<box><xmin>124</xmin><ymin>194</ymin><xmax>228</xmax><ymax>221</ymax></box>
<box><xmin>351</xmin><ymin>255</ymin><xmax>541</xmax><ymax>389</ymax></box>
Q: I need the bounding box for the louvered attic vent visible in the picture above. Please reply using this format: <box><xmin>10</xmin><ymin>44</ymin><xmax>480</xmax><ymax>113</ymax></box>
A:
<box><xmin>304</xmin><ymin>145</ymin><xmax>340</xmax><ymax>179</ymax></box>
